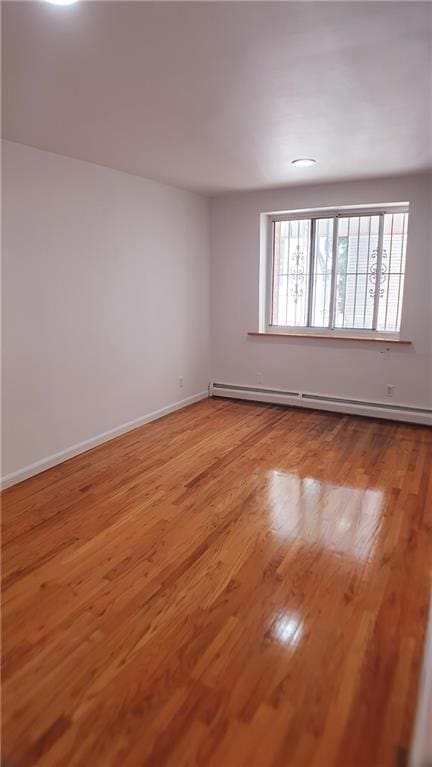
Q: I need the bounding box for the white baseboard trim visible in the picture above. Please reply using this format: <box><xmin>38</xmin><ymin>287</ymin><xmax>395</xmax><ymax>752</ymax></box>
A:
<box><xmin>210</xmin><ymin>382</ymin><xmax>432</xmax><ymax>426</ymax></box>
<box><xmin>1</xmin><ymin>391</ymin><xmax>208</xmax><ymax>490</ymax></box>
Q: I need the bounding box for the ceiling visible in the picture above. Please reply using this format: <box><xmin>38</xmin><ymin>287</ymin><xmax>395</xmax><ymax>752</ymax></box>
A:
<box><xmin>2</xmin><ymin>1</ymin><xmax>431</xmax><ymax>195</ymax></box>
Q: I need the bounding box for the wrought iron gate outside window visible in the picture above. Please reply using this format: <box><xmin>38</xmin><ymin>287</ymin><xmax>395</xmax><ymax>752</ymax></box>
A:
<box><xmin>268</xmin><ymin>206</ymin><xmax>409</xmax><ymax>334</ymax></box>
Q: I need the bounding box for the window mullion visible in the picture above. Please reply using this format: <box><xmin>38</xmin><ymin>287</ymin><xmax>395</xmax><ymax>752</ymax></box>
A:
<box><xmin>306</xmin><ymin>219</ymin><xmax>316</xmax><ymax>327</ymax></box>
<box><xmin>372</xmin><ymin>214</ymin><xmax>385</xmax><ymax>330</ymax></box>
<box><xmin>268</xmin><ymin>220</ymin><xmax>276</xmax><ymax>327</ymax></box>
<box><xmin>328</xmin><ymin>217</ymin><xmax>339</xmax><ymax>328</ymax></box>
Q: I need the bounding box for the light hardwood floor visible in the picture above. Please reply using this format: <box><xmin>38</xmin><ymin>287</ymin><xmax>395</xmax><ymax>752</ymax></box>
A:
<box><xmin>2</xmin><ymin>398</ymin><xmax>431</xmax><ymax>767</ymax></box>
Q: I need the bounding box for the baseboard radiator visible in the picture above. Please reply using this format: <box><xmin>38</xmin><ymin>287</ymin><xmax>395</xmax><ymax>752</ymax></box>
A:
<box><xmin>210</xmin><ymin>382</ymin><xmax>432</xmax><ymax>426</ymax></box>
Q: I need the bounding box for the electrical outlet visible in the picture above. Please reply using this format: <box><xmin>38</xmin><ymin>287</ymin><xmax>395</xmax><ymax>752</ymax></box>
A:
<box><xmin>256</xmin><ymin>372</ymin><xmax>263</xmax><ymax>384</ymax></box>
<box><xmin>386</xmin><ymin>384</ymin><xmax>395</xmax><ymax>397</ymax></box>
<box><xmin>178</xmin><ymin>376</ymin><xmax>184</xmax><ymax>388</ymax></box>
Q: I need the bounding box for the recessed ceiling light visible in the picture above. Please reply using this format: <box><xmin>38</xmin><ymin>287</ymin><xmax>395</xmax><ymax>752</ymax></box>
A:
<box><xmin>291</xmin><ymin>158</ymin><xmax>317</xmax><ymax>168</ymax></box>
<box><xmin>44</xmin><ymin>0</ymin><xmax>79</xmax><ymax>5</ymax></box>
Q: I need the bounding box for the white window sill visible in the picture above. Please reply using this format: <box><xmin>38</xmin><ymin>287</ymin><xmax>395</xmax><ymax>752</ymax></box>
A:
<box><xmin>248</xmin><ymin>331</ymin><xmax>412</xmax><ymax>344</ymax></box>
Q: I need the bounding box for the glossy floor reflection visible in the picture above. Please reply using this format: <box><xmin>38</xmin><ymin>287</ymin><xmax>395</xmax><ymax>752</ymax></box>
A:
<box><xmin>271</xmin><ymin>612</ymin><xmax>304</xmax><ymax>647</ymax></box>
<box><xmin>269</xmin><ymin>471</ymin><xmax>383</xmax><ymax>562</ymax></box>
<box><xmin>2</xmin><ymin>398</ymin><xmax>431</xmax><ymax>767</ymax></box>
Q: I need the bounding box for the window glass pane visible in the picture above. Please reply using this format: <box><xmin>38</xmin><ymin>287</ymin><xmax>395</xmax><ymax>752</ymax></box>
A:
<box><xmin>334</xmin><ymin>215</ymin><xmax>379</xmax><ymax>329</ymax></box>
<box><xmin>310</xmin><ymin>218</ymin><xmax>333</xmax><ymax>327</ymax></box>
<box><xmin>272</xmin><ymin>219</ymin><xmax>311</xmax><ymax>327</ymax></box>
<box><xmin>377</xmin><ymin>212</ymin><xmax>408</xmax><ymax>332</ymax></box>
<box><xmin>269</xmin><ymin>209</ymin><xmax>408</xmax><ymax>334</ymax></box>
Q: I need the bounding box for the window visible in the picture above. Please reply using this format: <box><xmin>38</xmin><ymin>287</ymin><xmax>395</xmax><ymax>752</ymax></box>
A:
<box><xmin>268</xmin><ymin>206</ymin><xmax>409</xmax><ymax>335</ymax></box>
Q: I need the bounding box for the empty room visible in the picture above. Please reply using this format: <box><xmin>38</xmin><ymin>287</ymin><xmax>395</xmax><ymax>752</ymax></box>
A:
<box><xmin>1</xmin><ymin>1</ymin><xmax>431</xmax><ymax>766</ymax></box>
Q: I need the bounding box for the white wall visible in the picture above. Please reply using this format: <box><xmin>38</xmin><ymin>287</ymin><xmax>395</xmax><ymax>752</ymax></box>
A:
<box><xmin>210</xmin><ymin>174</ymin><xmax>432</xmax><ymax>409</ymax></box>
<box><xmin>2</xmin><ymin>140</ymin><xmax>210</xmax><ymax>479</ymax></box>
<box><xmin>2</xmin><ymin>146</ymin><xmax>431</xmax><ymax>484</ymax></box>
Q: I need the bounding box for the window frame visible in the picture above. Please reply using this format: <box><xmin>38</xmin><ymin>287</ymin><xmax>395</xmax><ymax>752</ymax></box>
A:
<box><xmin>264</xmin><ymin>204</ymin><xmax>409</xmax><ymax>338</ymax></box>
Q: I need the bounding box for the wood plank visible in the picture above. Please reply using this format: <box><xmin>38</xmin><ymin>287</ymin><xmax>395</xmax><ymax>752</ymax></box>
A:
<box><xmin>2</xmin><ymin>398</ymin><xmax>431</xmax><ymax>766</ymax></box>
